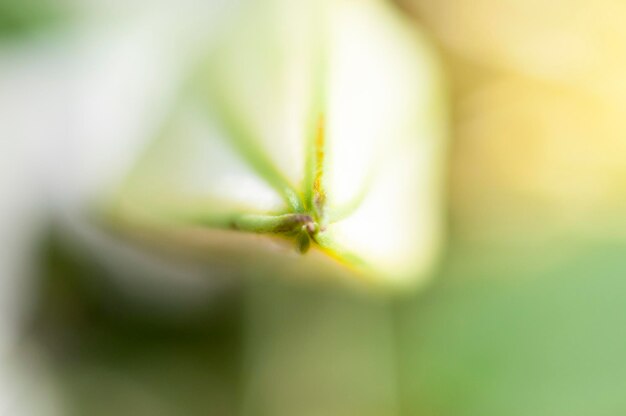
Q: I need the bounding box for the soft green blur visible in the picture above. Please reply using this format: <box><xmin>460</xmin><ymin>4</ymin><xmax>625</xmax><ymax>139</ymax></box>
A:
<box><xmin>0</xmin><ymin>0</ymin><xmax>68</xmax><ymax>39</ymax></box>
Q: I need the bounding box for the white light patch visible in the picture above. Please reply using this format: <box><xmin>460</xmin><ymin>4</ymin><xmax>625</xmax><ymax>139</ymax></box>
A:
<box><xmin>330</xmin><ymin>137</ymin><xmax>440</xmax><ymax>284</ymax></box>
<box><xmin>325</xmin><ymin>0</ymin><xmax>432</xmax><ymax>209</ymax></box>
<box><xmin>322</xmin><ymin>0</ymin><xmax>444</xmax><ymax>284</ymax></box>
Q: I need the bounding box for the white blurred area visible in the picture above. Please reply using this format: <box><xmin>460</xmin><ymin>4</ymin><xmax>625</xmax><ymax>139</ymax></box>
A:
<box><xmin>0</xmin><ymin>1</ymin><xmax>236</xmax><ymax>414</ymax></box>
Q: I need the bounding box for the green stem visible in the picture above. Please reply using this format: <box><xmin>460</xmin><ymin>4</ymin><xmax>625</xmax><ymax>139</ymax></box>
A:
<box><xmin>233</xmin><ymin>213</ymin><xmax>313</xmax><ymax>235</ymax></box>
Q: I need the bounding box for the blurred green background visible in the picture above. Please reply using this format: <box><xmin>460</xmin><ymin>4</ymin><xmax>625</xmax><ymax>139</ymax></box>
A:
<box><xmin>32</xmin><ymin>229</ymin><xmax>626</xmax><ymax>415</ymax></box>
<box><xmin>0</xmin><ymin>0</ymin><xmax>71</xmax><ymax>40</ymax></box>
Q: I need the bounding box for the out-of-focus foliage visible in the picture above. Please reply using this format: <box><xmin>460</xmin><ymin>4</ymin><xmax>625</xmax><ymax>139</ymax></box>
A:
<box><xmin>0</xmin><ymin>0</ymin><xmax>67</xmax><ymax>39</ymax></box>
<box><xmin>398</xmin><ymin>239</ymin><xmax>626</xmax><ymax>416</ymax></box>
<box><xmin>33</xmin><ymin>226</ymin><xmax>626</xmax><ymax>415</ymax></box>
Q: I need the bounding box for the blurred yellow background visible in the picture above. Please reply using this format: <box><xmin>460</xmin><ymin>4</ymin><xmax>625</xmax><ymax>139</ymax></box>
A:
<box><xmin>405</xmin><ymin>0</ymin><xmax>626</xmax><ymax>242</ymax></box>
